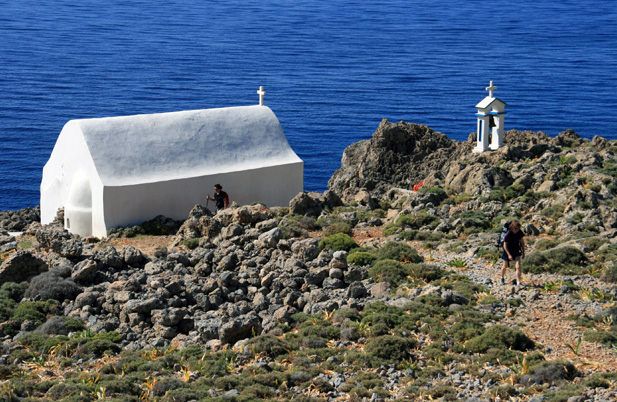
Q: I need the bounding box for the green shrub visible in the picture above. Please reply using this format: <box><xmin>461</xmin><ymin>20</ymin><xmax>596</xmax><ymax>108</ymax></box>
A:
<box><xmin>504</xmin><ymin>184</ymin><xmax>526</xmax><ymax>199</ymax></box>
<box><xmin>489</xmin><ymin>188</ymin><xmax>506</xmax><ymax>202</ymax></box>
<box><xmin>524</xmin><ymin>247</ymin><xmax>588</xmax><ymax>275</ymax></box>
<box><xmin>581</xmin><ymin>236</ymin><xmax>607</xmax><ymax>251</ymax></box>
<box><xmin>318</xmin><ymin>233</ymin><xmax>358</xmax><ymax>252</ymax></box>
<box><xmin>567</xmin><ymin>212</ymin><xmax>585</xmax><ymax>225</ymax></box>
<box><xmin>398</xmin><ymin>230</ymin><xmax>418</xmax><ymax>240</ymax></box>
<box><xmin>382</xmin><ymin>223</ymin><xmax>399</xmax><ymax>237</ymax></box>
<box><xmin>98</xmin><ymin>375</ymin><xmax>141</xmax><ymax>396</ymax></box>
<box><xmin>521</xmin><ymin>190</ymin><xmax>550</xmax><ymax>204</ymax></box>
<box><xmin>407</xmin><ymin>263</ymin><xmax>445</xmax><ymax>282</ymax></box>
<box><xmin>140</xmin><ymin>217</ymin><xmax>180</xmax><ymax>235</ymax></box>
<box><xmin>599</xmin><ymin>159</ymin><xmax>617</xmax><ymax>178</ymax></box>
<box><xmin>584</xmin><ymin>374</ymin><xmax>611</xmax><ymax>389</ymax></box>
<box><xmin>65</xmin><ymin>332</ymin><xmax>122</xmax><ymax>358</ymax></box>
<box><xmin>454</xmin><ymin>193</ymin><xmax>472</xmax><ymax>204</ymax></box>
<box><xmin>541</xmin><ymin>204</ymin><xmax>565</xmax><ymax>221</ymax></box>
<box><xmin>362</xmin><ymin>302</ymin><xmax>413</xmax><ymax>331</ymax></box>
<box><xmin>596</xmin><ymin>243</ymin><xmax>617</xmax><ymax>264</ymax></box>
<box><xmin>24</xmin><ymin>272</ymin><xmax>82</xmax><ymax>302</ymax></box>
<box><xmin>323</xmin><ymin>221</ymin><xmax>352</xmax><ymax>236</ymax></box>
<box><xmin>419</xmin><ymin>187</ymin><xmax>446</xmax><ymax>196</ymax></box>
<box><xmin>440</xmin><ymin>274</ymin><xmax>488</xmax><ymax>300</ymax></box>
<box><xmin>456</xmin><ymin>210</ymin><xmax>490</xmax><ymax>232</ymax></box>
<box><xmin>534</xmin><ymin>238</ymin><xmax>561</xmax><ymax>251</ymax></box>
<box><xmin>602</xmin><ymin>264</ymin><xmax>617</xmax><ymax>283</ymax></box>
<box><xmin>364</xmin><ymin>335</ymin><xmax>417</xmax><ymax>362</ymax></box>
<box><xmin>465</xmin><ymin>325</ymin><xmax>534</xmax><ymax>353</ymax></box>
<box><xmin>248</xmin><ymin>335</ymin><xmax>293</xmax><ymax>358</ymax></box>
<box><xmin>583</xmin><ymin>329</ymin><xmax>617</xmax><ymax>346</ymax></box>
<box><xmin>347</xmin><ymin>252</ymin><xmax>377</xmax><ymax>267</ymax></box>
<box><xmin>368</xmin><ymin>260</ymin><xmax>409</xmax><ymax>286</ymax></box>
<box><xmin>12</xmin><ymin>300</ymin><xmax>59</xmax><ymax>325</ymax></box>
<box><xmin>407</xmin><ymin>230</ymin><xmax>446</xmax><ymax>242</ymax></box>
<box><xmin>0</xmin><ymin>281</ymin><xmax>28</xmax><ymax>301</ymax></box>
<box><xmin>37</xmin><ymin>316</ymin><xmax>85</xmax><ymax>336</ymax></box>
<box><xmin>333</xmin><ymin>309</ymin><xmax>362</xmax><ymax>323</ymax></box>
<box><xmin>123</xmin><ymin>225</ymin><xmax>145</xmax><ymax>238</ymax></box>
<box><xmin>45</xmin><ymin>383</ymin><xmax>92</xmax><ymax>400</ymax></box>
<box><xmin>506</xmin><ymin>298</ymin><xmax>524</xmax><ymax>307</ymax></box>
<box><xmin>491</xmin><ymin>384</ymin><xmax>517</xmax><ymax>399</ymax></box>
<box><xmin>297</xmin><ymin>321</ymin><xmax>340</xmax><ymax>340</ymax></box>
<box><xmin>375</xmin><ymin>241</ymin><xmax>423</xmax><ymax>263</ymax></box>
<box><xmin>395</xmin><ymin>211</ymin><xmax>439</xmax><ymax>229</ymax></box>
<box><xmin>279</xmin><ymin>214</ymin><xmax>318</xmax><ymax>238</ymax></box>
<box><xmin>476</xmin><ymin>248</ymin><xmax>500</xmax><ymax>263</ymax></box>
<box><xmin>521</xmin><ymin>360</ymin><xmax>580</xmax><ymax>386</ymax></box>
<box><xmin>180</xmin><ymin>238</ymin><xmax>200</xmax><ymax>250</ymax></box>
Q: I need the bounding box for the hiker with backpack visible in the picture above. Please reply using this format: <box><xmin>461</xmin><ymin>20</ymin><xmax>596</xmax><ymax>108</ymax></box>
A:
<box><xmin>206</xmin><ymin>184</ymin><xmax>230</xmax><ymax>213</ymax></box>
<box><xmin>500</xmin><ymin>220</ymin><xmax>525</xmax><ymax>287</ymax></box>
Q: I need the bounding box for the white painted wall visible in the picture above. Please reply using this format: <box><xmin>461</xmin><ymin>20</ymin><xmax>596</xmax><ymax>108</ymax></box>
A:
<box><xmin>102</xmin><ymin>163</ymin><xmax>302</xmax><ymax>235</ymax></box>
<box><xmin>41</xmin><ymin>105</ymin><xmax>304</xmax><ymax>238</ymax></box>
<box><xmin>41</xmin><ymin>120</ymin><xmax>103</xmax><ymax>229</ymax></box>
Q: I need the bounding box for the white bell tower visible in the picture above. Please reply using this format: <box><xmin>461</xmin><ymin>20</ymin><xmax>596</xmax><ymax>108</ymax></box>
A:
<box><xmin>474</xmin><ymin>81</ymin><xmax>507</xmax><ymax>152</ymax></box>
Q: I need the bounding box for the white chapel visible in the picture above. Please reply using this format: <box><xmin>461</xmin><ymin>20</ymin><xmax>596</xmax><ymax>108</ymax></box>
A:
<box><xmin>474</xmin><ymin>81</ymin><xmax>507</xmax><ymax>152</ymax></box>
<box><xmin>41</xmin><ymin>88</ymin><xmax>304</xmax><ymax>238</ymax></box>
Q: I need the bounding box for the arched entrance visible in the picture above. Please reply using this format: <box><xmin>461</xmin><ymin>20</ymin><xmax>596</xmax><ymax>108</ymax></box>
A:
<box><xmin>65</xmin><ymin>171</ymin><xmax>93</xmax><ymax>236</ymax></box>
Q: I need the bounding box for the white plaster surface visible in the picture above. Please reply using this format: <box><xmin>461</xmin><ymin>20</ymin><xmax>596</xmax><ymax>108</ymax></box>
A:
<box><xmin>41</xmin><ymin>105</ymin><xmax>303</xmax><ymax>237</ymax></box>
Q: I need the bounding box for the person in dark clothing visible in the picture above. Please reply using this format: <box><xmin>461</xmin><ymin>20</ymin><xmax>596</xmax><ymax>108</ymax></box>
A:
<box><xmin>501</xmin><ymin>220</ymin><xmax>525</xmax><ymax>287</ymax></box>
<box><xmin>206</xmin><ymin>184</ymin><xmax>229</xmax><ymax>212</ymax></box>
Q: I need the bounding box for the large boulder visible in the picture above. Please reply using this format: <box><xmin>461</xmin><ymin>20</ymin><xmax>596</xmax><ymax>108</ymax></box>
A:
<box><xmin>216</xmin><ymin>204</ymin><xmax>274</xmax><ymax>226</ymax></box>
<box><xmin>219</xmin><ymin>312</ymin><xmax>262</xmax><ymax>344</ymax></box>
<box><xmin>35</xmin><ymin>226</ymin><xmax>83</xmax><ymax>258</ymax></box>
<box><xmin>0</xmin><ymin>250</ymin><xmax>48</xmax><ymax>284</ymax></box>
<box><xmin>174</xmin><ymin>204</ymin><xmax>215</xmax><ymax>241</ymax></box>
<box><xmin>289</xmin><ymin>191</ymin><xmax>342</xmax><ymax>217</ymax></box>
<box><xmin>445</xmin><ymin>163</ymin><xmax>513</xmax><ymax>196</ymax></box>
<box><xmin>328</xmin><ymin>120</ymin><xmax>457</xmax><ymax>203</ymax></box>
<box><xmin>551</xmin><ymin>128</ymin><xmax>584</xmax><ymax>147</ymax></box>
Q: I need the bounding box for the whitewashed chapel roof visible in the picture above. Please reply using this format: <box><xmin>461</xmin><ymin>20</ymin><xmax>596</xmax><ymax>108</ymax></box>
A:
<box><xmin>61</xmin><ymin>105</ymin><xmax>301</xmax><ymax>186</ymax></box>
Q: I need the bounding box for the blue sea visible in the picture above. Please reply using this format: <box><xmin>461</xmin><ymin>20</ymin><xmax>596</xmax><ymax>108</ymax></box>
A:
<box><xmin>1</xmin><ymin>0</ymin><xmax>616</xmax><ymax>211</ymax></box>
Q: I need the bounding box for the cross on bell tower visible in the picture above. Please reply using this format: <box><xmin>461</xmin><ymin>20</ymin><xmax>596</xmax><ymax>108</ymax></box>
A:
<box><xmin>257</xmin><ymin>86</ymin><xmax>266</xmax><ymax>106</ymax></box>
<box><xmin>486</xmin><ymin>80</ymin><xmax>498</xmax><ymax>98</ymax></box>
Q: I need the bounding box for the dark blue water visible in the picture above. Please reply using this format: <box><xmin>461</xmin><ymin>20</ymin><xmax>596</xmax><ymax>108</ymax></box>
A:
<box><xmin>1</xmin><ymin>0</ymin><xmax>616</xmax><ymax>211</ymax></box>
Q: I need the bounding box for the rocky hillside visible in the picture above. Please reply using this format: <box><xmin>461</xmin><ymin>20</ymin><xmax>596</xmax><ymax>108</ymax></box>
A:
<box><xmin>329</xmin><ymin>120</ymin><xmax>617</xmax><ymax>232</ymax></box>
<box><xmin>0</xmin><ymin>122</ymin><xmax>616</xmax><ymax>402</ymax></box>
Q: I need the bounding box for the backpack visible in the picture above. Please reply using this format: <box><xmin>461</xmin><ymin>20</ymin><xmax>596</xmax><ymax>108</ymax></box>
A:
<box><xmin>496</xmin><ymin>221</ymin><xmax>511</xmax><ymax>249</ymax></box>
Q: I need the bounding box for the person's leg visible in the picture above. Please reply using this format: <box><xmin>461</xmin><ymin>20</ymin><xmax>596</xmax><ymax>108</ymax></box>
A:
<box><xmin>501</xmin><ymin>259</ymin><xmax>509</xmax><ymax>283</ymax></box>
<box><xmin>515</xmin><ymin>257</ymin><xmax>522</xmax><ymax>284</ymax></box>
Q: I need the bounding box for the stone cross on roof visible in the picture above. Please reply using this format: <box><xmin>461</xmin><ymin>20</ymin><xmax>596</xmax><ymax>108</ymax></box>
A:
<box><xmin>257</xmin><ymin>86</ymin><xmax>266</xmax><ymax>106</ymax></box>
<box><xmin>485</xmin><ymin>81</ymin><xmax>498</xmax><ymax>98</ymax></box>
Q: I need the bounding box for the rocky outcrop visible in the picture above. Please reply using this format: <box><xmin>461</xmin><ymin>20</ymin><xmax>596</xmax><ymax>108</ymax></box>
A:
<box><xmin>329</xmin><ymin>121</ymin><xmax>617</xmax><ymax>207</ymax></box>
<box><xmin>0</xmin><ymin>206</ymin><xmax>40</xmax><ymax>232</ymax></box>
<box><xmin>328</xmin><ymin>120</ymin><xmax>458</xmax><ymax>202</ymax></box>
<box><xmin>328</xmin><ymin>121</ymin><xmax>617</xmax><ymax>235</ymax></box>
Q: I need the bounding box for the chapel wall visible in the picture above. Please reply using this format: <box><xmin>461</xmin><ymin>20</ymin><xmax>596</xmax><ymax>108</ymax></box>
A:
<box><xmin>100</xmin><ymin>162</ymin><xmax>303</xmax><ymax>237</ymax></box>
